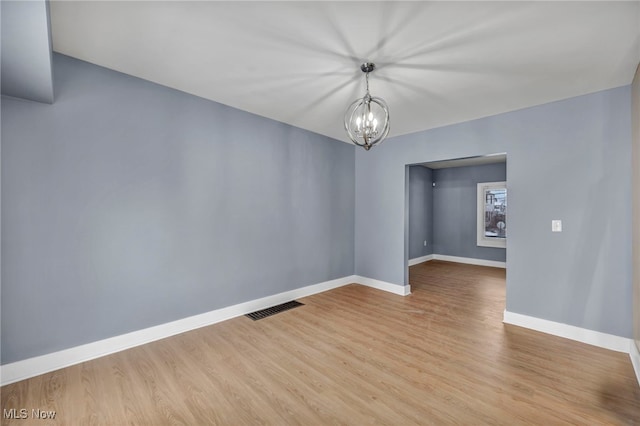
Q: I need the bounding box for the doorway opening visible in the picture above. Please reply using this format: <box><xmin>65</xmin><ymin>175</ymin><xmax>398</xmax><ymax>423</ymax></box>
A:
<box><xmin>404</xmin><ymin>153</ymin><xmax>507</xmax><ymax>291</ymax></box>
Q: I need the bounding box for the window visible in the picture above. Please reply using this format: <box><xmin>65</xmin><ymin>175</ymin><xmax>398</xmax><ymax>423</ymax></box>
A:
<box><xmin>477</xmin><ymin>181</ymin><xmax>506</xmax><ymax>248</ymax></box>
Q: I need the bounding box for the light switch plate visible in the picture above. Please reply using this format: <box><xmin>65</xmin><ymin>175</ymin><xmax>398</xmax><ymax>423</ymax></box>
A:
<box><xmin>552</xmin><ymin>220</ymin><xmax>562</xmax><ymax>232</ymax></box>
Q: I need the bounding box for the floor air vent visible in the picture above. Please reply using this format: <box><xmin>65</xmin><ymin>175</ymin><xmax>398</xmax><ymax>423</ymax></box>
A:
<box><xmin>246</xmin><ymin>300</ymin><xmax>304</xmax><ymax>321</ymax></box>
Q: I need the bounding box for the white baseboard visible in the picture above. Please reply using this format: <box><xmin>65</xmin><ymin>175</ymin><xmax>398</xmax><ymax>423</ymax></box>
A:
<box><xmin>503</xmin><ymin>310</ymin><xmax>631</xmax><ymax>353</ymax></box>
<box><xmin>408</xmin><ymin>254</ymin><xmax>434</xmax><ymax>266</ymax></box>
<box><xmin>0</xmin><ymin>273</ymin><xmax>413</xmax><ymax>386</ymax></box>
<box><xmin>355</xmin><ymin>275</ymin><xmax>411</xmax><ymax>296</ymax></box>
<box><xmin>433</xmin><ymin>254</ymin><xmax>506</xmax><ymax>269</ymax></box>
<box><xmin>630</xmin><ymin>340</ymin><xmax>640</xmax><ymax>388</ymax></box>
<box><xmin>0</xmin><ymin>275</ymin><xmax>357</xmax><ymax>386</ymax></box>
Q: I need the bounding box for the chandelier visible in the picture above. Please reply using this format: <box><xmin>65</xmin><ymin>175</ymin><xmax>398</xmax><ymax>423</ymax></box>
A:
<box><xmin>344</xmin><ymin>62</ymin><xmax>390</xmax><ymax>150</ymax></box>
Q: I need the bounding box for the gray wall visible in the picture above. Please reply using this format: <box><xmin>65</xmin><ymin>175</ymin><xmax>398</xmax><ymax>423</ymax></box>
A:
<box><xmin>1</xmin><ymin>0</ymin><xmax>54</xmax><ymax>103</ymax></box>
<box><xmin>1</xmin><ymin>54</ymin><xmax>355</xmax><ymax>364</ymax></box>
<box><xmin>432</xmin><ymin>163</ymin><xmax>506</xmax><ymax>262</ymax></box>
<box><xmin>408</xmin><ymin>166</ymin><xmax>433</xmax><ymax>259</ymax></box>
<box><xmin>355</xmin><ymin>86</ymin><xmax>632</xmax><ymax>338</ymax></box>
<box><xmin>633</xmin><ymin>63</ymin><xmax>640</xmax><ymax>352</ymax></box>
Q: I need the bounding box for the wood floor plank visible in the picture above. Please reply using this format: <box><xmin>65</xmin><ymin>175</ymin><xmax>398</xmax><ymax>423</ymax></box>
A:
<box><xmin>2</xmin><ymin>260</ymin><xmax>639</xmax><ymax>425</ymax></box>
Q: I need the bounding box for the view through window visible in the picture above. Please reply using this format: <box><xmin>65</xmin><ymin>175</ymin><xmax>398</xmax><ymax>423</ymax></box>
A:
<box><xmin>477</xmin><ymin>182</ymin><xmax>506</xmax><ymax>248</ymax></box>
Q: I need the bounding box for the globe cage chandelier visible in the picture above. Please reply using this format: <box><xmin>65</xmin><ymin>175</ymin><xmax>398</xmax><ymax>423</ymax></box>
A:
<box><xmin>344</xmin><ymin>62</ymin><xmax>390</xmax><ymax>151</ymax></box>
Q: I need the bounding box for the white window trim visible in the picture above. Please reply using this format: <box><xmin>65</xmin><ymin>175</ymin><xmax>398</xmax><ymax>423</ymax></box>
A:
<box><xmin>477</xmin><ymin>181</ymin><xmax>506</xmax><ymax>248</ymax></box>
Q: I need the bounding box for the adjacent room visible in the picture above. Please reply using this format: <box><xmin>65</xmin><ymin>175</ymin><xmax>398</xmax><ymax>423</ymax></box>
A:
<box><xmin>2</xmin><ymin>1</ymin><xmax>640</xmax><ymax>424</ymax></box>
<box><xmin>407</xmin><ymin>155</ymin><xmax>508</xmax><ymax>270</ymax></box>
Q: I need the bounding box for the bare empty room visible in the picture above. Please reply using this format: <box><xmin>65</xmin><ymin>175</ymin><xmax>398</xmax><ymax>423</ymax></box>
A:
<box><xmin>2</xmin><ymin>1</ymin><xmax>640</xmax><ymax>424</ymax></box>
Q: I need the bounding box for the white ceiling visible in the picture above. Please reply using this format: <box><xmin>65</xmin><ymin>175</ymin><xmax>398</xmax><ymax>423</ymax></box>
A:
<box><xmin>50</xmin><ymin>1</ymin><xmax>640</xmax><ymax>144</ymax></box>
<box><xmin>421</xmin><ymin>152</ymin><xmax>506</xmax><ymax>169</ymax></box>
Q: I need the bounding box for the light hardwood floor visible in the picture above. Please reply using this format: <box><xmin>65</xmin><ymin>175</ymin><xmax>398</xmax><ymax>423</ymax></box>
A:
<box><xmin>2</xmin><ymin>261</ymin><xmax>639</xmax><ymax>425</ymax></box>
